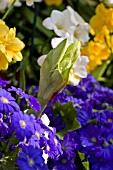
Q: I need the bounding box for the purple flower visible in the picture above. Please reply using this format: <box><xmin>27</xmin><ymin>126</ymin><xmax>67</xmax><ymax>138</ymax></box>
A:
<box><xmin>0</xmin><ymin>77</ymin><xmax>10</xmax><ymax>87</ymax></box>
<box><xmin>0</xmin><ymin>113</ymin><xmax>9</xmax><ymax>137</ymax></box>
<box><xmin>8</xmin><ymin>86</ymin><xmax>41</xmax><ymax>112</ymax></box>
<box><xmin>77</xmin><ymin>105</ymin><xmax>99</xmax><ymax>126</ymax></box>
<box><xmin>51</xmin><ymin>154</ymin><xmax>76</xmax><ymax>170</ymax></box>
<box><xmin>89</xmin><ymin>156</ymin><xmax>113</xmax><ymax>170</ymax></box>
<box><xmin>79</xmin><ymin>124</ymin><xmax>103</xmax><ymax>150</ymax></box>
<box><xmin>11</xmin><ymin>111</ymin><xmax>34</xmax><ymax>141</ymax></box>
<box><xmin>61</xmin><ymin>131</ymin><xmax>78</xmax><ymax>158</ymax></box>
<box><xmin>16</xmin><ymin>145</ymin><xmax>48</xmax><ymax>170</ymax></box>
<box><xmin>0</xmin><ymin>88</ymin><xmax>20</xmax><ymax>114</ymax></box>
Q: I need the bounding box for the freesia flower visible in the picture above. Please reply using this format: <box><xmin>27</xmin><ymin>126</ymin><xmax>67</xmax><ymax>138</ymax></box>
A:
<box><xmin>69</xmin><ymin>55</ymin><xmax>89</xmax><ymax>86</ymax></box>
<box><xmin>0</xmin><ymin>19</ymin><xmax>25</xmax><ymax>70</ymax></box>
<box><xmin>44</xmin><ymin>0</ymin><xmax>63</xmax><ymax>6</ymax></box>
<box><xmin>90</xmin><ymin>3</ymin><xmax>113</xmax><ymax>34</ymax></box>
<box><xmin>43</xmin><ymin>6</ymin><xmax>90</xmax><ymax>45</ymax></box>
<box><xmin>0</xmin><ymin>0</ymin><xmax>10</xmax><ymax>10</ymax></box>
<box><xmin>103</xmin><ymin>0</ymin><xmax>113</xmax><ymax>7</ymax></box>
<box><xmin>25</xmin><ymin>0</ymin><xmax>42</xmax><ymax>6</ymax></box>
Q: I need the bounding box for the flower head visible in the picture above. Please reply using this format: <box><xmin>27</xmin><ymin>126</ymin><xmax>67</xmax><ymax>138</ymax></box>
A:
<box><xmin>16</xmin><ymin>145</ymin><xmax>48</xmax><ymax>170</ymax></box>
<box><xmin>0</xmin><ymin>88</ymin><xmax>20</xmax><ymax>114</ymax></box>
<box><xmin>11</xmin><ymin>111</ymin><xmax>34</xmax><ymax>141</ymax></box>
<box><xmin>0</xmin><ymin>20</ymin><xmax>25</xmax><ymax>70</ymax></box>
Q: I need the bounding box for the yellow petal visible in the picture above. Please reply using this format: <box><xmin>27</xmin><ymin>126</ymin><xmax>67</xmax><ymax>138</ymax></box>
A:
<box><xmin>44</xmin><ymin>0</ymin><xmax>63</xmax><ymax>6</ymax></box>
<box><xmin>0</xmin><ymin>50</ymin><xmax>8</xmax><ymax>70</ymax></box>
<box><xmin>6</xmin><ymin>50</ymin><xmax>13</xmax><ymax>62</ymax></box>
<box><xmin>0</xmin><ymin>23</ymin><xmax>9</xmax><ymax>36</ymax></box>
<box><xmin>13</xmin><ymin>51</ymin><xmax>23</xmax><ymax>61</ymax></box>
<box><xmin>6</xmin><ymin>37</ymin><xmax>25</xmax><ymax>51</ymax></box>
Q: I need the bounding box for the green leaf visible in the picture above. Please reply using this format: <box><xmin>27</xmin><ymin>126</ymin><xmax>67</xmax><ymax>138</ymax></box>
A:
<box><xmin>52</xmin><ymin>102</ymin><xmax>81</xmax><ymax>138</ymax></box>
<box><xmin>77</xmin><ymin>152</ymin><xmax>89</xmax><ymax>170</ymax></box>
<box><xmin>82</xmin><ymin>162</ymin><xmax>89</xmax><ymax>170</ymax></box>
<box><xmin>91</xmin><ymin>59</ymin><xmax>110</xmax><ymax>81</ymax></box>
<box><xmin>37</xmin><ymin>39</ymin><xmax>80</xmax><ymax>109</ymax></box>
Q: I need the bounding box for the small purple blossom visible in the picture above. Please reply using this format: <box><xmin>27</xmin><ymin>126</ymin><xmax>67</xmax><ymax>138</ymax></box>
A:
<box><xmin>0</xmin><ymin>88</ymin><xmax>20</xmax><ymax>114</ymax></box>
<box><xmin>16</xmin><ymin>145</ymin><xmax>48</xmax><ymax>170</ymax></box>
<box><xmin>11</xmin><ymin>111</ymin><xmax>34</xmax><ymax>141</ymax></box>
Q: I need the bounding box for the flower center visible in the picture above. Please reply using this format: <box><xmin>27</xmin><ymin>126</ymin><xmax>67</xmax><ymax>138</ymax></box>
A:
<box><xmin>102</xmin><ymin>141</ymin><xmax>109</xmax><ymax>148</ymax></box>
<box><xmin>19</xmin><ymin>120</ymin><xmax>26</xmax><ymax>128</ymax></box>
<box><xmin>0</xmin><ymin>97</ymin><xmax>9</xmax><ymax>103</ymax></box>
<box><xmin>107</xmin><ymin>118</ymin><xmax>112</xmax><ymax>123</ymax></box>
<box><xmin>91</xmin><ymin>137</ymin><xmax>97</xmax><ymax>143</ymax></box>
<box><xmin>35</xmin><ymin>131</ymin><xmax>40</xmax><ymax>138</ymax></box>
<box><xmin>62</xmin><ymin>159</ymin><xmax>66</xmax><ymax>164</ymax></box>
<box><xmin>57</xmin><ymin>25</ymin><xmax>62</xmax><ymax>30</ymax></box>
<box><xmin>28</xmin><ymin>158</ymin><xmax>34</xmax><ymax>166</ymax></box>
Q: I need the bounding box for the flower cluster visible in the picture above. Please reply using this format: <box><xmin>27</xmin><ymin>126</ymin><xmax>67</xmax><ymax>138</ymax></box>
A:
<box><xmin>43</xmin><ymin>6</ymin><xmax>90</xmax><ymax>46</ymax></box>
<box><xmin>0</xmin><ymin>77</ymin><xmax>63</xmax><ymax>169</ymax></box>
<box><xmin>81</xmin><ymin>3</ymin><xmax>113</xmax><ymax>72</ymax></box>
<box><xmin>41</xmin><ymin>74</ymin><xmax>113</xmax><ymax>169</ymax></box>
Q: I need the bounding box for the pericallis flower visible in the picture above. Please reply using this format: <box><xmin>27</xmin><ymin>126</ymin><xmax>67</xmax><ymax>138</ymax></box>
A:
<box><xmin>0</xmin><ymin>113</ymin><xmax>9</xmax><ymax>137</ymax></box>
<box><xmin>49</xmin><ymin>154</ymin><xmax>76</xmax><ymax>170</ymax></box>
<box><xmin>11</xmin><ymin>111</ymin><xmax>34</xmax><ymax>141</ymax></box>
<box><xmin>0</xmin><ymin>88</ymin><xmax>20</xmax><ymax>114</ymax></box>
<box><xmin>8</xmin><ymin>86</ymin><xmax>41</xmax><ymax>112</ymax></box>
<box><xmin>16</xmin><ymin>144</ymin><xmax>48</xmax><ymax>170</ymax></box>
<box><xmin>0</xmin><ymin>77</ymin><xmax>10</xmax><ymax>87</ymax></box>
<box><xmin>61</xmin><ymin>131</ymin><xmax>78</xmax><ymax>158</ymax></box>
<box><xmin>89</xmin><ymin>156</ymin><xmax>113</xmax><ymax>170</ymax></box>
<box><xmin>0</xmin><ymin>19</ymin><xmax>25</xmax><ymax>70</ymax></box>
<box><xmin>79</xmin><ymin>124</ymin><xmax>103</xmax><ymax>150</ymax></box>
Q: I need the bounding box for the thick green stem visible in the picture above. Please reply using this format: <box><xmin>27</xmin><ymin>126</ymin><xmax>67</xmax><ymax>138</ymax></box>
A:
<box><xmin>2</xmin><ymin>0</ymin><xmax>16</xmax><ymax>21</ymax></box>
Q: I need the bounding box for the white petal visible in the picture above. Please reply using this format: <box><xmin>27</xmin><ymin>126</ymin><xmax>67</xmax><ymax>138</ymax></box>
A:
<box><xmin>37</xmin><ymin>54</ymin><xmax>47</xmax><ymax>66</ymax></box>
<box><xmin>41</xmin><ymin>114</ymin><xmax>50</xmax><ymax>126</ymax></box>
<box><xmin>67</xmin><ymin>6</ymin><xmax>84</xmax><ymax>25</ymax></box>
<box><xmin>26</xmin><ymin>0</ymin><xmax>33</xmax><ymax>6</ymax></box>
<box><xmin>51</xmin><ymin>37</ymin><xmax>65</xmax><ymax>48</ymax></box>
<box><xmin>43</xmin><ymin>18</ymin><xmax>54</xmax><ymax>30</ymax></box>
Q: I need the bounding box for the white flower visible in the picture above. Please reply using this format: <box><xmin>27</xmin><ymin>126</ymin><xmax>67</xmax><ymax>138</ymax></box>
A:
<box><xmin>0</xmin><ymin>0</ymin><xmax>10</xmax><ymax>10</ymax></box>
<box><xmin>43</xmin><ymin>9</ymin><xmax>73</xmax><ymax>37</ymax></box>
<box><xmin>25</xmin><ymin>0</ymin><xmax>42</xmax><ymax>6</ymax></box>
<box><xmin>43</xmin><ymin>6</ymin><xmax>90</xmax><ymax>45</ymax></box>
<box><xmin>104</xmin><ymin>0</ymin><xmax>113</xmax><ymax>6</ymax></box>
<box><xmin>69</xmin><ymin>55</ymin><xmax>89</xmax><ymax>86</ymax></box>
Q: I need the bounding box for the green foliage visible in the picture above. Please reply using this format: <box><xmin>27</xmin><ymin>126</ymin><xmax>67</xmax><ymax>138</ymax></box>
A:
<box><xmin>52</xmin><ymin>101</ymin><xmax>81</xmax><ymax>138</ymax></box>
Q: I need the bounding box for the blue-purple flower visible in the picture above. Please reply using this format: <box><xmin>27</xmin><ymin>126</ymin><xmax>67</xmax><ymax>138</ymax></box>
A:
<box><xmin>11</xmin><ymin>111</ymin><xmax>34</xmax><ymax>141</ymax></box>
<box><xmin>16</xmin><ymin>145</ymin><xmax>48</xmax><ymax>170</ymax></box>
<box><xmin>0</xmin><ymin>88</ymin><xmax>20</xmax><ymax>114</ymax></box>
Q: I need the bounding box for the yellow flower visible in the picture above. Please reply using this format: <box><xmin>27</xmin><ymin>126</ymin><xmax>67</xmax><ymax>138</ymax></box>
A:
<box><xmin>90</xmin><ymin>3</ymin><xmax>113</xmax><ymax>34</ymax></box>
<box><xmin>81</xmin><ymin>40</ymin><xmax>111</xmax><ymax>72</ymax></box>
<box><xmin>0</xmin><ymin>19</ymin><xmax>25</xmax><ymax>70</ymax></box>
<box><xmin>44</xmin><ymin>0</ymin><xmax>63</xmax><ymax>6</ymax></box>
